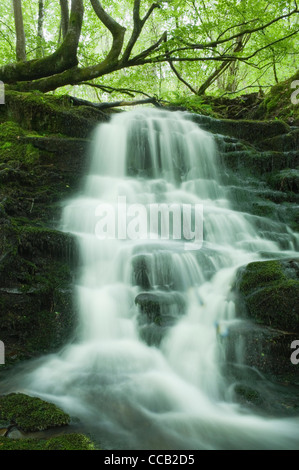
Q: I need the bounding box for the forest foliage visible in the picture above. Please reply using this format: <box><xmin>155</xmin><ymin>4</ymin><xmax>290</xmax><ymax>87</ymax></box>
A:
<box><xmin>0</xmin><ymin>0</ymin><xmax>298</xmax><ymax>102</ymax></box>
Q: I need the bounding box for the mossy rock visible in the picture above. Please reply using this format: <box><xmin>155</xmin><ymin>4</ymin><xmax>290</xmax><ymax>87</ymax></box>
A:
<box><xmin>235</xmin><ymin>259</ymin><xmax>299</xmax><ymax>332</ymax></box>
<box><xmin>268</xmin><ymin>169</ymin><xmax>299</xmax><ymax>194</ymax></box>
<box><xmin>0</xmin><ymin>393</ymin><xmax>70</xmax><ymax>432</ymax></box>
<box><xmin>0</xmin><ymin>218</ymin><xmax>78</xmax><ymax>362</ymax></box>
<box><xmin>253</xmin><ymin>70</ymin><xmax>299</xmax><ymax>125</ymax></box>
<box><xmin>1</xmin><ymin>91</ymin><xmax>108</xmax><ymax>138</ymax></box>
<box><xmin>258</xmin><ymin>129</ymin><xmax>299</xmax><ymax>152</ymax></box>
<box><xmin>233</xmin><ymin>384</ymin><xmax>264</xmax><ymax>407</ymax></box>
<box><xmin>0</xmin><ymin>433</ymin><xmax>95</xmax><ymax>450</ymax></box>
<box><xmin>223</xmin><ymin>321</ymin><xmax>299</xmax><ymax>395</ymax></box>
<box><xmin>0</xmin><ymin>121</ymin><xmax>40</xmax><ymax>167</ymax></box>
<box><xmin>188</xmin><ymin>113</ymin><xmax>290</xmax><ymax>143</ymax></box>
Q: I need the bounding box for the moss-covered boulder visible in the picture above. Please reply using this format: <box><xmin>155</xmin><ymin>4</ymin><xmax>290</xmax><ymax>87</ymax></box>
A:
<box><xmin>0</xmin><ymin>433</ymin><xmax>95</xmax><ymax>450</ymax></box>
<box><xmin>234</xmin><ymin>259</ymin><xmax>299</xmax><ymax>332</ymax></box>
<box><xmin>253</xmin><ymin>70</ymin><xmax>299</xmax><ymax>125</ymax></box>
<box><xmin>0</xmin><ymin>393</ymin><xmax>70</xmax><ymax>432</ymax></box>
<box><xmin>0</xmin><ymin>393</ymin><xmax>97</xmax><ymax>450</ymax></box>
<box><xmin>268</xmin><ymin>169</ymin><xmax>299</xmax><ymax>194</ymax></box>
<box><xmin>0</xmin><ymin>91</ymin><xmax>109</xmax><ymax>138</ymax></box>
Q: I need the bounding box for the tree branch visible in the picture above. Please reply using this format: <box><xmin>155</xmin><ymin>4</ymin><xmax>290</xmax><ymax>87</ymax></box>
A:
<box><xmin>128</xmin><ymin>30</ymin><xmax>167</xmax><ymax>65</ymax></box>
<box><xmin>90</xmin><ymin>0</ymin><xmax>126</xmax><ymax>61</ymax></box>
<box><xmin>216</xmin><ymin>18</ymin><xmax>258</xmax><ymax>41</ymax></box>
<box><xmin>135</xmin><ymin>29</ymin><xmax>299</xmax><ymax>66</ymax></box>
<box><xmin>168</xmin><ymin>7</ymin><xmax>298</xmax><ymax>53</ymax></box>
<box><xmin>69</xmin><ymin>96</ymin><xmax>162</xmax><ymax>109</ymax></box>
<box><xmin>122</xmin><ymin>1</ymin><xmax>160</xmax><ymax>63</ymax></box>
<box><xmin>168</xmin><ymin>60</ymin><xmax>198</xmax><ymax>94</ymax></box>
<box><xmin>80</xmin><ymin>82</ymin><xmax>156</xmax><ymax>99</ymax></box>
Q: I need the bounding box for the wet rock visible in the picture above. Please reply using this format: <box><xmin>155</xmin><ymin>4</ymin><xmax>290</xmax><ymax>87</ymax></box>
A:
<box><xmin>135</xmin><ymin>291</ymin><xmax>185</xmax><ymax>322</ymax></box>
<box><xmin>132</xmin><ymin>255</ymin><xmax>151</xmax><ymax>290</ymax></box>
<box><xmin>224</xmin><ymin>321</ymin><xmax>298</xmax><ymax>377</ymax></box>
<box><xmin>135</xmin><ymin>291</ymin><xmax>186</xmax><ymax>346</ymax></box>
<box><xmin>222</xmin><ymin>320</ymin><xmax>299</xmax><ymax>415</ymax></box>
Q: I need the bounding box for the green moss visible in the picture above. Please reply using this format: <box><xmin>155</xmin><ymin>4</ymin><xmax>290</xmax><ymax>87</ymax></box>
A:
<box><xmin>44</xmin><ymin>433</ymin><xmax>96</xmax><ymax>450</ymax></box>
<box><xmin>165</xmin><ymin>94</ymin><xmax>220</xmax><ymax>117</ymax></box>
<box><xmin>0</xmin><ymin>437</ymin><xmax>46</xmax><ymax>450</ymax></box>
<box><xmin>0</xmin><ymin>433</ymin><xmax>96</xmax><ymax>450</ymax></box>
<box><xmin>237</xmin><ymin>260</ymin><xmax>285</xmax><ymax>296</ymax></box>
<box><xmin>0</xmin><ymin>121</ymin><xmax>40</xmax><ymax>166</ymax></box>
<box><xmin>236</xmin><ymin>260</ymin><xmax>299</xmax><ymax>332</ymax></box>
<box><xmin>234</xmin><ymin>384</ymin><xmax>263</xmax><ymax>406</ymax></box>
<box><xmin>2</xmin><ymin>90</ymin><xmax>107</xmax><ymax>138</ymax></box>
<box><xmin>247</xmin><ymin>279</ymin><xmax>299</xmax><ymax>331</ymax></box>
<box><xmin>0</xmin><ymin>218</ymin><xmax>77</xmax><ymax>361</ymax></box>
<box><xmin>0</xmin><ymin>393</ymin><xmax>70</xmax><ymax>432</ymax></box>
<box><xmin>268</xmin><ymin>169</ymin><xmax>299</xmax><ymax>194</ymax></box>
<box><xmin>0</xmin><ymin>121</ymin><xmax>25</xmax><ymax>139</ymax></box>
<box><xmin>255</xmin><ymin>70</ymin><xmax>299</xmax><ymax>125</ymax></box>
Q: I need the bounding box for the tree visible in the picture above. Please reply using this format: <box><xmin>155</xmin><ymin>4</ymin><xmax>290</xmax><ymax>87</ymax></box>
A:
<box><xmin>12</xmin><ymin>0</ymin><xmax>26</xmax><ymax>62</ymax></box>
<box><xmin>36</xmin><ymin>0</ymin><xmax>45</xmax><ymax>59</ymax></box>
<box><xmin>0</xmin><ymin>0</ymin><xmax>298</xmax><ymax>97</ymax></box>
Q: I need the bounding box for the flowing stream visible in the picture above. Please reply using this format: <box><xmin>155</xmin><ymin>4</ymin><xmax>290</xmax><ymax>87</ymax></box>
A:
<box><xmin>5</xmin><ymin>109</ymin><xmax>299</xmax><ymax>449</ymax></box>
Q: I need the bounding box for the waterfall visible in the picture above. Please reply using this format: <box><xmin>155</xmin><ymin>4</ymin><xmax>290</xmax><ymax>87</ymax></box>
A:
<box><xmin>6</xmin><ymin>109</ymin><xmax>299</xmax><ymax>449</ymax></box>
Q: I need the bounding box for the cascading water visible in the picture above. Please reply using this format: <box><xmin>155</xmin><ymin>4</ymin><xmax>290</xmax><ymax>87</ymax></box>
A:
<box><xmin>4</xmin><ymin>109</ymin><xmax>299</xmax><ymax>449</ymax></box>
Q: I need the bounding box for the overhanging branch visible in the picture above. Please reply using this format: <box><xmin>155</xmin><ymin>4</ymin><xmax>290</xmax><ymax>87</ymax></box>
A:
<box><xmin>0</xmin><ymin>0</ymin><xmax>84</xmax><ymax>83</ymax></box>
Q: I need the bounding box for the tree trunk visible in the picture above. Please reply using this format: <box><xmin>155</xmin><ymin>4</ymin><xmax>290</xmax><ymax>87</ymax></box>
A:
<box><xmin>36</xmin><ymin>0</ymin><xmax>44</xmax><ymax>59</ymax></box>
<box><xmin>1</xmin><ymin>0</ymin><xmax>84</xmax><ymax>83</ymax></box>
<box><xmin>13</xmin><ymin>0</ymin><xmax>26</xmax><ymax>62</ymax></box>
<box><xmin>60</xmin><ymin>0</ymin><xmax>69</xmax><ymax>40</ymax></box>
<box><xmin>197</xmin><ymin>61</ymin><xmax>231</xmax><ymax>95</ymax></box>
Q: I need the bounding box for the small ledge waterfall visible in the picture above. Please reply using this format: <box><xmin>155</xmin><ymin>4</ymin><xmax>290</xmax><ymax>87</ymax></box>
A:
<box><xmin>11</xmin><ymin>109</ymin><xmax>299</xmax><ymax>449</ymax></box>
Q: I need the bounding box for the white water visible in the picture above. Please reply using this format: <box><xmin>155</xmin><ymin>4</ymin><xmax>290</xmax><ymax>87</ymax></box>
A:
<box><xmin>8</xmin><ymin>109</ymin><xmax>299</xmax><ymax>449</ymax></box>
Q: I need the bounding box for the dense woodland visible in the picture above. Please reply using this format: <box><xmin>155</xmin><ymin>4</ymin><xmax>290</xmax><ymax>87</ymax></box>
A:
<box><xmin>0</xmin><ymin>0</ymin><xmax>298</xmax><ymax>104</ymax></box>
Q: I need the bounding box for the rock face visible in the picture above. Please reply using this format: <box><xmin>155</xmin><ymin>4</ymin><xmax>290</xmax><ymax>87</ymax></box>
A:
<box><xmin>0</xmin><ymin>93</ymin><xmax>109</xmax><ymax>363</ymax></box>
<box><xmin>0</xmin><ymin>90</ymin><xmax>298</xmax><ymax>418</ymax></box>
<box><xmin>229</xmin><ymin>258</ymin><xmax>299</xmax><ymax>410</ymax></box>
